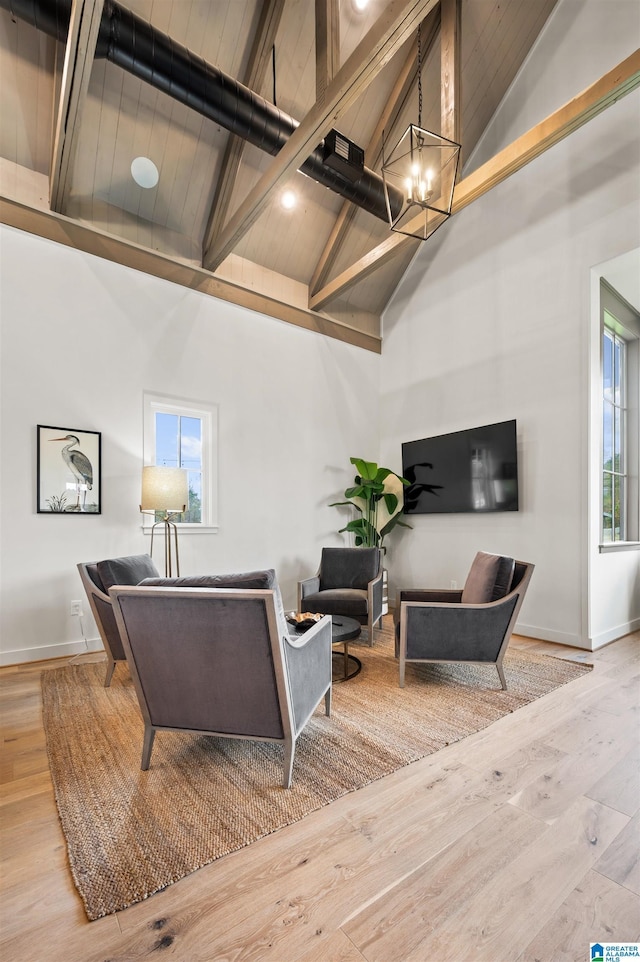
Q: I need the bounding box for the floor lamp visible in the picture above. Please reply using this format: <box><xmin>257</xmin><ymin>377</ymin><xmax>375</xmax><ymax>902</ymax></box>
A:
<box><xmin>140</xmin><ymin>466</ymin><xmax>189</xmax><ymax>577</ymax></box>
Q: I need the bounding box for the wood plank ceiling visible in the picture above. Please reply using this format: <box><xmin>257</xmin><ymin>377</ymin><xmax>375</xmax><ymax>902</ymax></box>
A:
<box><xmin>0</xmin><ymin>0</ymin><xmax>563</xmax><ymax>349</ymax></box>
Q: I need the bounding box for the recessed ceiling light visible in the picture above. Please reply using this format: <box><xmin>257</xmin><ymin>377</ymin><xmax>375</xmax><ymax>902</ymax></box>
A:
<box><xmin>281</xmin><ymin>190</ymin><xmax>296</xmax><ymax>210</ymax></box>
<box><xmin>131</xmin><ymin>156</ymin><xmax>159</xmax><ymax>189</ymax></box>
<box><xmin>353</xmin><ymin>0</ymin><xmax>369</xmax><ymax>10</ymax></box>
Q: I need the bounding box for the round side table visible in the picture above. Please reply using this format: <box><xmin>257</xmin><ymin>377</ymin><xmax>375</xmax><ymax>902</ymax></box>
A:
<box><xmin>331</xmin><ymin>615</ymin><xmax>362</xmax><ymax>681</ymax></box>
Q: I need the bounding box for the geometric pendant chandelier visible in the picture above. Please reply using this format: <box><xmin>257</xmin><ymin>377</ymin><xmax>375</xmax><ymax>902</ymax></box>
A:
<box><xmin>382</xmin><ymin>25</ymin><xmax>461</xmax><ymax>241</ymax></box>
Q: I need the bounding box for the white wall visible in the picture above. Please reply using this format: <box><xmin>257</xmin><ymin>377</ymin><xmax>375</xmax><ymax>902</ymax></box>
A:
<box><xmin>0</xmin><ymin>226</ymin><xmax>380</xmax><ymax>663</ymax></box>
<box><xmin>380</xmin><ymin>0</ymin><xmax>640</xmax><ymax>648</ymax></box>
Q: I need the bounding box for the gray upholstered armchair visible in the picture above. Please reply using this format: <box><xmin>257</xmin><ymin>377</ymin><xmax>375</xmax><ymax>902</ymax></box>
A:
<box><xmin>395</xmin><ymin>551</ymin><xmax>534</xmax><ymax>689</ymax></box>
<box><xmin>109</xmin><ymin>570</ymin><xmax>332</xmax><ymax>788</ymax></box>
<box><xmin>297</xmin><ymin>547</ymin><xmax>383</xmax><ymax>645</ymax></box>
<box><xmin>77</xmin><ymin>554</ymin><xmax>160</xmax><ymax>686</ymax></box>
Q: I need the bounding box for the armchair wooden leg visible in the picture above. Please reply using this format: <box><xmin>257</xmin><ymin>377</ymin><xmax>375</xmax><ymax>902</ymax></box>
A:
<box><xmin>103</xmin><ymin>659</ymin><xmax>116</xmax><ymax>688</ymax></box>
<box><xmin>324</xmin><ymin>687</ymin><xmax>331</xmax><ymax>717</ymax></box>
<box><xmin>497</xmin><ymin>663</ymin><xmax>507</xmax><ymax>690</ymax></box>
<box><xmin>283</xmin><ymin>739</ymin><xmax>295</xmax><ymax>789</ymax></box>
<box><xmin>399</xmin><ymin>657</ymin><xmax>406</xmax><ymax>688</ymax></box>
<box><xmin>141</xmin><ymin>725</ymin><xmax>156</xmax><ymax>770</ymax></box>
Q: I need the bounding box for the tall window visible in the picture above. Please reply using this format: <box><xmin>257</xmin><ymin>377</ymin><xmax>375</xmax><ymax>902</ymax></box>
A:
<box><xmin>602</xmin><ymin>325</ymin><xmax>626</xmax><ymax>541</ymax></box>
<box><xmin>143</xmin><ymin>393</ymin><xmax>218</xmax><ymax>529</ymax></box>
<box><xmin>601</xmin><ymin>282</ymin><xmax>639</xmax><ymax>544</ymax></box>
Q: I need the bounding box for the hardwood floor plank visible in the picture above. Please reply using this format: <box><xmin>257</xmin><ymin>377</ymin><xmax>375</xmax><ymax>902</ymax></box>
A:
<box><xmin>401</xmin><ymin>796</ymin><xmax>629</xmax><ymax>962</ymax></box>
<box><xmin>519</xmin><ymin>869</ymin><xmax>640</xmax><ymax>961</ymax></box>
<box><xmin>296</xmin><ymin>929</ymin><xmax>366</xmax><ymax>961</ymax></box>
<box><xmin>586</xmin><ymin>743</ymin><xmax>640</xmax><ymax>816</ymax></box>
<box><xmin>594</xmin><ymin>811</ymin><xmax>640</xmax><ymax>895</ymax></box>
<box><xmin>343</xmin><ymin>805</ymin><xmax>545</xmax><ymax>962</ymax></box>
<box><xmin>450</xmin><ymin>676</ymin><xmax>611</xmax><ymax>770</ymax></box>
<box><xmin>509</xmin><ymin>710</ymin><xmax>637</xmax><ymax>822</ymax></box>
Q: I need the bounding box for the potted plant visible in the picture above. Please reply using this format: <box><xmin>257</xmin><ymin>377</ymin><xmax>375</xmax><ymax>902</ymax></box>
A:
<box><xmin>331</xmin><ymin>457</ymin><xmax>411</xmax><ymax>549</ymax></box>
<box><xmin>331</xmin><ymin>458</ymin><xmax>411</xmax><ymax>613</ymax></box>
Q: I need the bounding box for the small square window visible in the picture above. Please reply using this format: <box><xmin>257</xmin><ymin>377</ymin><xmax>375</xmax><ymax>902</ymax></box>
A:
<box><xmin>143</xmin><ymin>393</ymin><xmax>218</xmax><ymax>530</ymax></box>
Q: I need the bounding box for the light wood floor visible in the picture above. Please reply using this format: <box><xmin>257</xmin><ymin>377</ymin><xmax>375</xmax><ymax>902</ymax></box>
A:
<box><xmin>1</xmin><ymin>623</ymin><xmax>638</xmax><ymax>962</ymax></box>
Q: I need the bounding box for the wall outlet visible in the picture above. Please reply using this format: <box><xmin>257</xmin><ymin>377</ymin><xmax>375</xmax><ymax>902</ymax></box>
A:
<box><xmin>450</xmin><ymin>580</ymin><xmax>458</xmax><ymax>589</ymax></box>
<box><xmin>70</xmin><ymin>600</ymin><xmax>83</xmax><ymax>617</ymax></box>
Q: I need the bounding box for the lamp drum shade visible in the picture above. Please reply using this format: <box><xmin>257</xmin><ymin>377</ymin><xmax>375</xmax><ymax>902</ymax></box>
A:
<box><xmin>141</xmin><ymin>467</ymin><xmax>188</xmax><ymax>512</ymax></box>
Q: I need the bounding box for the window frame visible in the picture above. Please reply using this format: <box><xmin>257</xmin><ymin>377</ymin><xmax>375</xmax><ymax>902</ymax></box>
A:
<box><xmin>600</xmin><ymin>280</ymin><xmax>639</xmax><ymax>547</ymax></box>
<box><xmin>142</xmin><ymin>392</ymin><xmax>218</xmax><ymax>533</ymax></box>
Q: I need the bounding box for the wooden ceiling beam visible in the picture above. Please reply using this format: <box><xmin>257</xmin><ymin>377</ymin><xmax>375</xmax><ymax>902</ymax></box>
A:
<box><xmin>0</xmin><ymin>195</ymin><xmax>381</xmax><ymax>354</ymax></box>
<box><xmin>49</xmin><ymin>0</ymin><xmax>104</xmax><ymax>212</ymax></box>
<box><xmin>440</xmin><ymin>0</ymin><xmax>461</xmax><ymax>147</ymax></box>
<box><xmin>204</xmin><ymin>0</ymin><xmax>440</xmax><ymax>273</ymax></box>
<box><xmin>316</xmin><ymin>0</ymin><xmax>340</xmax><ymax>105</ymax></box>
<box><xmin>202</xmin><ymin>0</ymin><xmax>285</xmax><ymax>268</ymax></box>
<box><xmin>309</xmin><ymin>48</ymin><xmax>640</xmax><ymax>310</ymax></box>
<box><xmin>308</xmin><ymin>6</ymin><xmax>440</xmax><ymax>300</ymax></box>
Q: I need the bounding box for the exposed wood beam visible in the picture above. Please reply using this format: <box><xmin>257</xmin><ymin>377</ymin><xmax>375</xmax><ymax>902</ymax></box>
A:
<box><xmin>440</xmin><ymin>0</ymin><xmax>461</xmax><ymax>147</ymax></box>
<box><xmin>205</xmin><ymin>0</ymin><xmax>440</xmax><ymax>272</ymax></box>
<box><xmin>310</xmin><ymin>49</ymin><xmax>640</xmax><ymax>310</ymax></box>
<box><xmin>0</xmin><ymin>195</ymin><xmax>381</xmax><ymax>353</ymax></box>
<box><xmin>308</xmin><ymin>7</ymin><xmax>440</xmax><ymax>300</ymax></box>
<box><xmin>316</xmin><ymin>0</ymin><xmax>340</xmax><ymax>105</ymax></box>
<box><xmin>49</xmin><ymin>0</ymin><xmax>104</xmax><ymax>212</ymax></box>
<box><xmin>202</xmin><ymin>0</ymin><xmax>285</xmax><ymax>268</ymax></box>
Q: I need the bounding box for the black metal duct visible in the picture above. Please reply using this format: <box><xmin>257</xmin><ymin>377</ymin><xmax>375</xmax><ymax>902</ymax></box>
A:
<box><xmin>2</xmin><ymin>0</ymin><xmax>403</xmax><ymax>221</ymax></box>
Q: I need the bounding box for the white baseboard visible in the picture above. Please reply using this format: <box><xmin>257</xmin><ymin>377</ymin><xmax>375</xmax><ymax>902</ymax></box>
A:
<box><xmin>590</xmin><ymin>616</ymin><xmax>640</xmax><ymax>650</ymax></box>
<box><xmin>0</xmin><ymin>636</ymin><xmax>104</xmax><ymax>667</ymax></box>
<box><xmin>516</xmin><ymin>617</ymin><xmax>640</xmax><ymax>652</ymax></box>
<box><xmin>515</xmin><ymin>622</ymin><xmax>586</xmax><ymax>649</ymax></box>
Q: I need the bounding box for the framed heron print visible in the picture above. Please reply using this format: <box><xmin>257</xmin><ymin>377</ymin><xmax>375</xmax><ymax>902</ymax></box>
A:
<box><xmin>37</xmin><ymin>425</ymin><xmax>102</xmax><ymax>514</ymax></box>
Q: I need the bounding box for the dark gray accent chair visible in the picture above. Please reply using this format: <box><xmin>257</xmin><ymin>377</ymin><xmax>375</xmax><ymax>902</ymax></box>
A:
<box><xmin>77</xmin><ymin>554</ymin><xmax>160</xmax><ymax>686</ymax></box>
<box><xmin>297</xmin><ymin>547</ymin><xmax>384</xmax><ymax>646</ymax></box>
<box><xmin>109</xmin><ymin>575</ymin><xmax>332</xmax><ymax>788</ymax></box>
<box><xmin>394</xmin><ymin>551</ymin><xmax>534</xmax><ymax>690</ymax></box>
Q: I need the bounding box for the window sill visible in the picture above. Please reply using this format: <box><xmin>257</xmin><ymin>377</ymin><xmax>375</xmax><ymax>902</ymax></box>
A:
<box><xmin>142</xmin><ymin>525</ymin><xmax>219</xmax><ymax>535</ymax></box>
<box><xmin>599</xmin><ymin>541</ymin><xmax>640</xmax><ymax>553</ymax></box>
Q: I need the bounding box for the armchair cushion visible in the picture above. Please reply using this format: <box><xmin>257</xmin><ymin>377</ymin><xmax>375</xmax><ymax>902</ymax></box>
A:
<box><xmin>299</xmin><ymin>587</ymin><xmax>368</xmax><ymax>621</ymax></box>
<box><xmin>461</xmin><ymin>551</ymin><xmax>514</xmax><ymax>604</ymax></box>
<box><xmin>319</xmin><ymin>547</ymin><xmax>379</xmax><ymax>591</ymax></box>
<box><xmin>139</xmin><ymin>569</ymin><xmax>277</xmax><ymax>591</ymax></box>
<box><xmin>96</xmin><ymin>554</ymin><xmax>160</xmax><ymax>591</ymax></box>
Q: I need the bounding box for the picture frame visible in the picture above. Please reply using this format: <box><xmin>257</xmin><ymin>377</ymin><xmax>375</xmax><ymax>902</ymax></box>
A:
<box><xmin>37</xmin><ymin>425</ymin><xmax>102</xmax><ymax>514</ymax></box>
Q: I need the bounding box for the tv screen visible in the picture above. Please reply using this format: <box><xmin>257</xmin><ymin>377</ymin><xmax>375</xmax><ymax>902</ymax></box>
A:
<box><xmin>402</xmin><ymin>420</ymin><xmax>519</xmax><ymax>515</ymax></box>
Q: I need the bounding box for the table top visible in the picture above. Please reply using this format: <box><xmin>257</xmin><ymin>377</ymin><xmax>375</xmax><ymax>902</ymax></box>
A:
<box><xmin>331</xmin><ymin>615</ymin><xmax>361</xmax><ymax>644</ymax></box>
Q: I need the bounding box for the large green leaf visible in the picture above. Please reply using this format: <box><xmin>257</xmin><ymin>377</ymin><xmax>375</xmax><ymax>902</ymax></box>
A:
<box><xmin>379</xmin><ymin>513</ymin><xmax>412</xmax><ymax>539</ymax></box>
<box><xmin>350</xmin><ymin>457</ymin><xmax>378</xmax><ymax>480</ymax></box>
<box><xmin>382</xmin><ymin>492</ymin><xmax>399</xmax><ymax>515</ymax></box>
<box><xmin>330</xmin><ymin>499</ymin><xmax>363</xmax><ymax>516</ymax></box>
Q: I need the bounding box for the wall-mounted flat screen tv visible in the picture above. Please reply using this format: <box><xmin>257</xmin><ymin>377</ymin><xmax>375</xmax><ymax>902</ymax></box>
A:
<box><xmin>402</xmin><ymin>419</ymin><xmax>519</xmax><ymax>515</ymax></box>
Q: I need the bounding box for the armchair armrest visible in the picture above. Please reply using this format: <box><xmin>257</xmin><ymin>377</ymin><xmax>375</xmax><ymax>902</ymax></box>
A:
<box><xmin>397</xmin><ymin>588</ymin><xmax>463</xmax><ymax>605</ymax></box>
<box><xmin>283</xmin><ymin>615</ymin><xmax>332</xmax><ymax>732</ymax></box>
<box><xmin>369</xmin><ymin>564</ymin><xmax>384</xmax><ymax>621</ymax></box>
<box><xmin>298</xmin><ymin>576</ymin><xmax>320</xmax><ymax>610</ymax></box>
<box><xmin>394</xmin><ymin>588</ymin><xmax>463</xmax><ymax>631</ymax></box>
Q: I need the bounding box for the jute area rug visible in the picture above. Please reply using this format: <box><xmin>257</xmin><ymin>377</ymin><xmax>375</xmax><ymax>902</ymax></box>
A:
<box><xmin>41</xmin><ymin>620</ymin><xmax>591</xmax><ymax>920</ymax></box>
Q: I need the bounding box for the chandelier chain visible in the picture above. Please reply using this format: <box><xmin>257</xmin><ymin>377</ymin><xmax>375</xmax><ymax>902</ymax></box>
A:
<box><xmin>417</xmin><ymin>23</ymin><xmax>422</xmax><ymax>128</ymax></box>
